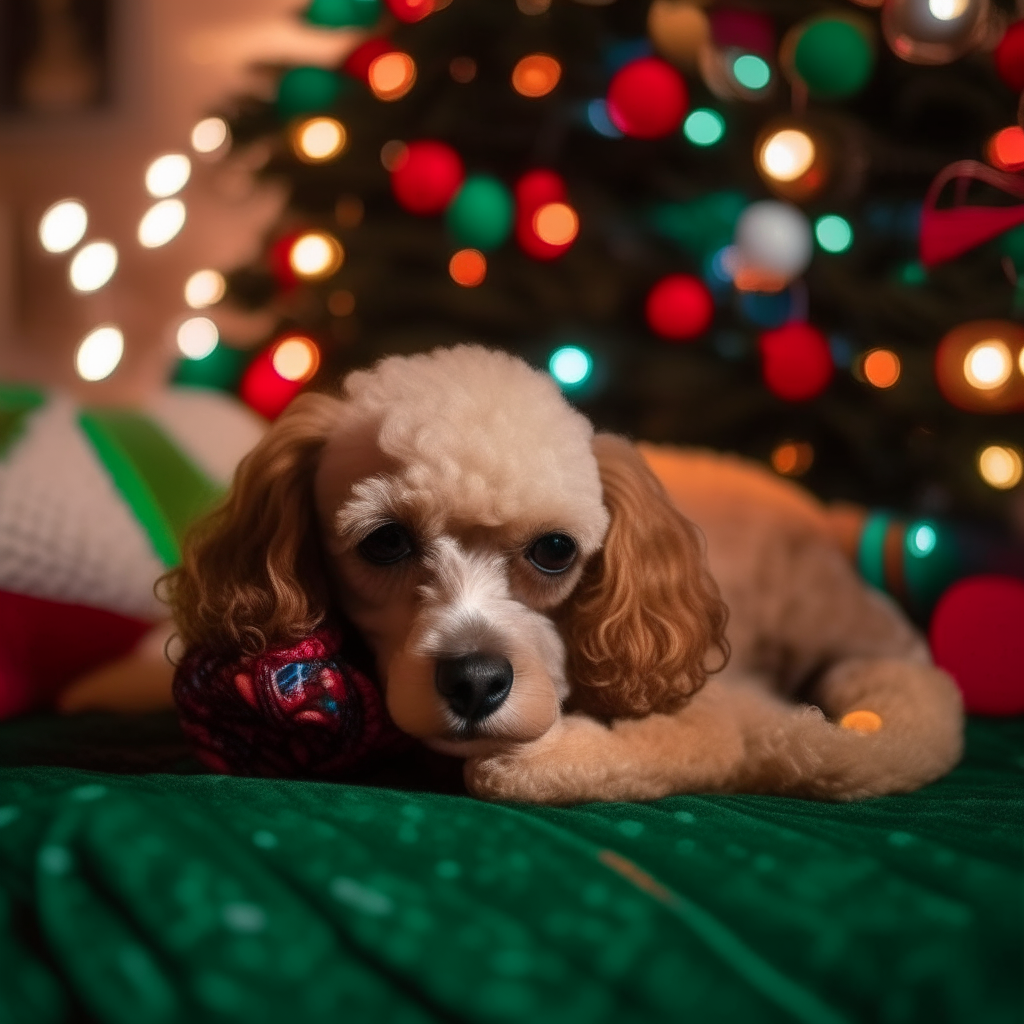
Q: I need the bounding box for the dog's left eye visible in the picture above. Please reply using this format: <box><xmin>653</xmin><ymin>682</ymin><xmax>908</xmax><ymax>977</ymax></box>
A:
<box><xmin>527</xmin><ymin>533</ymin><xmax>577</xmax><ymax>574</ymax></box>
<box><xmin>358</xmin><ymin>523</ymin><xmax>415</xmax><ymax>565</ymax></box>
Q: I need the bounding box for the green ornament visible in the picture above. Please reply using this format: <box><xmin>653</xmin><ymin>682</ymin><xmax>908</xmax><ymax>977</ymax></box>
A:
<box><xmin>445</xmin><ymin>175</ymin><xmax>514</xmax><ymax>251</ymax></box>
<box><xmin>276</xmin><ymin>67</ymin><xmax>346</xmax><ymax>118</ymax></box>
<box><xmin>173</xmin><ymin>345</ymin><xmax>250</xmax><ymax>392</ymax></box>
<box><xmin>794</xmin><ymin>19</ymin><xmax>874</xmax><ymax>100</ymax></box>
<box><xmin>304</xmin><ymin>0</ymin><xmax>381</xmax><ymax>28</ymax></box>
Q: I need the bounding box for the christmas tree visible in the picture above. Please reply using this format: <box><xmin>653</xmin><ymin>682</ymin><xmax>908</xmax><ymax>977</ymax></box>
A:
<box><xmin>180</xmin><ymin>0</ymin><xmax>1024</xmax><ymax>615</ymax></box>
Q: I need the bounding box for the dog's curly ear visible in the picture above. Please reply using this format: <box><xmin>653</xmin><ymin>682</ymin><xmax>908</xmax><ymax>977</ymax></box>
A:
<box><xmin>558</xmin><ymin>434</ymin><xmax>729</xmax><ymax>719</ymax></box>
<box><xmin>162</xmin><ymin>392</ymin><xmax>342</xmax><ymax>657</ymax></box>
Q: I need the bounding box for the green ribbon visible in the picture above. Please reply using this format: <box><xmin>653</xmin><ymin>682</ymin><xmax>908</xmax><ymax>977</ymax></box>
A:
<box><xmin>0</xmin><ymin>384</ymin><xmax>46</xmax><ymax>459</ymax></box>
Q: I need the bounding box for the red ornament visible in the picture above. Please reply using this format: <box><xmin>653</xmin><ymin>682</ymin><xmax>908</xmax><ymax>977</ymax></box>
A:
<box><xmin>384</xmin><ymin>0</ymin><xmax>434</xmax><ymax>23</ymax></box>
<box><xmin>930</xmin><ymin>576</ymin><xmax>1024</xmax><ymax>715</ymax></box>
<box><xmin>646</xmin><ymin>275</ymin><xmax>714</xmax><ymax>340</ymax></box>
<box><xmin>759</xmin><ymin>322</ymin><xmax>833</xmax><ymax>401</ymax></box>
<box><xmin>606</xmin><ymin>57</ymin><xmax>688</xmax><ymax>140</ymax></box>
<box><xmin>269</xmin><ymin>231</ymin><xmax>303</xmax><ymax>289</ymax></box>
<box><xmin>240</xmin><ymin>346</ymin><xmax>304</xmax><ymax>420</ymax></box>
<box><xmin>391</xmin><ymin>140</ymin><xmax>465</xmax><ymax>215</ymax></box>
<box><xmin>995</xmin><ymin>21</ymin><xmax>1024</xmax><ymax>93</ymax></box>
<box><xmin>514</xmin><ymin>169</ymin><xmax>575</xmax><ymax>260</ymax></box>
<box><xmin>342</xmin><ymin>37</ymin><xmax>394</xmax><ymax>83</ymax></box>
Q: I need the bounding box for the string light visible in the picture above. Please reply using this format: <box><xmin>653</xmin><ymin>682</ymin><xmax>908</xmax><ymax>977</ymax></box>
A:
<box><xmin>770</xmin><ymin>441</ymin><xmax>814</xmax><ymax>476</ymax></box>
<box><xmin>176</xmin><ymin>317</ymin><xmax>219</xmax><ymax>360</ymax></box>
<box><xmin>964</xmin><ymin>339</ymin><xmax>1012</xmax><ymax>390</ymax></box>
<box><xmin>549</xmin><ymin>346</ymin><xmax>592</xmax><ymax>388</ymax></box>
<box><xmin>683</xmin><ymin>109</ymin><xmax>725</xmax><ymax>147</ymax></box>
<box><xmin>1020</xmin><ymin>347</ymin><xmax>1024</xmax><ymax>378</ymax></box>
<box><xmin>733</xmin><ymin>54</ymin><xmax>771</xmax><ymax>90</ymax></box>
<box><xmin>449</xmin><ymin>249</ymin><xmax>487</xmax><ymax>286</ymax></box>
<box><xmin>75</xmin><ymin>325</ymin><xmax>123</xmax><ymax>381</ymax></box>
<box><xmin>184</xmin><ymin>269</ymin><xmax>226</xmax><ymax>309</ymax></box>
<box><xmin>862</xmin><ymin>348</ymin><xmax>901</xmax><ymax>389</ymax></box>
<box><xmin>987</xmin><ymin>126</ymin><xmax>1024</xmax><ymax>172</ymax></box>
<box><xmin>368</xmin><ymin>52</ymin><xmax>417</xmax><ymax>101</ymax></box>
<box><xmin>928</xmin><ymin>0</ymin><xmax>969</xmax><ymax>19</ymax></box>
<box><xmin>512</xmin><ymin>54</ymin><xmax>561</xmax><ymax>98</ymax></box>
<box><xmin>450</xmin><ymin>56</ymin><xmax>477</xmax><ymax>83</ymax></box>
<box><xmin>760</xmin><ymin>129</ymin><xmax>816</xmax><ymax>183</ymax></box>
<box><xmin>288</xmin><ymin>231</ymin><xmax>343</xmax><ymax>279</ymax></box>
<box><xmin>533</xmin><ymin>203</ymin><xmax>578</xmax><ymax>246</ymax></box>
<box><xmin>978</xmin><ymin>445</ymin><xmax>1023</xmax><ymax>489</ymax></box>
<box><xmin>191</xmin><ymin>117</ymin><xmax>229</xmax><ymax>154</ymax></box>
<box><xmin>145</xmin><ymin>154</ymin><xmax>191</xmax><ymax>198</ymax></box>
<box><xmin>293</xmin><ymin>117</ymin><xmax>347</xmax><ymax>163</ymax></box>
<box><xmin>138</xmin><ymin>199</ymin><xmax>186</xmax><ymax>248</ymax></box>
<box><xmin>272</xmin><ymin>336</ymin><xmax>320</xmax><ymax>382</ymax></box>
<box><xmin>38</xmin><ymin>199</ymin><xmax>87</xmax><ymax>253</ymax></box>
<box><xmin>815</xmin><ymin>214</ymin><xmax>853</xmax><ymax>253</ymax></box>
<box><xmin>907</xmin><ymin>523</ymin><xmax>937</xmax><ymax>557</ymax></box>
<box><xmin>69</xmin><ymin>241</ymin><xmax>118</xmax><ymax>293</ymax></box>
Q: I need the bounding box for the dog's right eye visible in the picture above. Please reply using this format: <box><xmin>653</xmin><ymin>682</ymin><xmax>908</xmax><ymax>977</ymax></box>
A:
<box><xmin>358</xmin><ymin>524</ymin><xmax>414</xmax><ymax>565</ymax></box>
<box><xmin>527</xmin><ymin>532</ymin><xmax>577</xmax><ymax>574</ymax></box>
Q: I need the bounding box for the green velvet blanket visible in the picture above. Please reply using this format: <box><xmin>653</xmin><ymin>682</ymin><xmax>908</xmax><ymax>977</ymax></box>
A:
<box><xmin>0</xmin><ymin>715</ymin><xmax>1020</xmax><ymax>1024</ymax></box>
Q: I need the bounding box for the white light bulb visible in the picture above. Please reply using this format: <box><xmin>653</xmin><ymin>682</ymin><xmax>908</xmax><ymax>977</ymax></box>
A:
<box><xmin>761</xmin><ymin>130</ymin><xmax>816</xmax><ymax>183</ymax></box>
<box><xmin>964</xmin><ymin>340</ymin><xmax>1012</xmax><ymax>390</ymax></box>
<box><xmin>38</xmin><ymin>200</ymin><xmax>87</xmax><ymax>253</ymax></box>
<box><xmin>184</xmin><ymin>269</ymin><xmax>226</xmax><ymax>309</ymax></box>
<box><xmin>69</xmin><ymin>241</ymin><xmax>118</xmax><ymax>293</ymax></box>
<box><xmin>138</xmin><ymin>199</ymin><xmax>186</xmax><ymax>248</ymax></box>
<box><xmin>75</xmin><ymin>325</ymin><xmax>124</xmax><ymax>381</ymax></box>
<box><xmin>176</xmin><ymin>317</ymin><xmax>219</xmax><ymax>360</ymax></box>
<box><xmin>145</xmin><ymin>154</ymin><xmax>191</xmax><ymax>198</ymax></box>
<box><xmin>928</xmin><ymin>0</ymin><xmax>969</xmax><ymax>20</ymax></box>
<box><xmin>191</xmin><ymin>117</ymin><xmax>229</xmax><ymax>154</ymax></box>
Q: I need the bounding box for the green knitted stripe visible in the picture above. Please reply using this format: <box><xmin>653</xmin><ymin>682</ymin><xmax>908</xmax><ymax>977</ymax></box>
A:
<box><xmin>78</xmin><ymin>411</ymin><xmax>223</xmax><ymax>568</ymax></box>
<box><xmin>0</xmin><ymin>384</ymin><xmax>45</xmax><ymax>459</ymax></box>
<box><xmin>856</xmin><ymin>511</ymin><xmax>890</xmax><ymax>593</ymax></box>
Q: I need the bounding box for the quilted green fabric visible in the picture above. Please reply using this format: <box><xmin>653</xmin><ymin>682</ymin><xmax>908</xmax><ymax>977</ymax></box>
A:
<box><xmin>0</xmin><ymin>717</ymin><xmax>1020</xmax><ymax>1024</ymax></box>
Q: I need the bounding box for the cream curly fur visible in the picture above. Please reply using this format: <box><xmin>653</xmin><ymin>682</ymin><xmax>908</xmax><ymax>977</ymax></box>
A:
<box><xmin>168</xmin><ymin>345</ymin><xmax>964</xmax><ymax>803</ymax></box>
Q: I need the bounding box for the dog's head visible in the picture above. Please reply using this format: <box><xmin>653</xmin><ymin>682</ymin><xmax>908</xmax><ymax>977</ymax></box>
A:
<box><xmin>169</xmin><ymin>346</ymin><xmax>727</xmax><ymax>756</ymax></box>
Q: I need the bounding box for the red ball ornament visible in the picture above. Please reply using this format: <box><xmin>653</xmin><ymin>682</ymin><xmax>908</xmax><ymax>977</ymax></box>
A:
<box><xmin>391</xmin><ymin>140</ymin><xmax>465</xmax><ymax>215</ymax></box>
<box><xmin>269</xmin><ymin>231</ymin><xmax>303</xmax><ymax>289</ymax></box>
<box><xmin>995</xmin><ymin>21</ymin><xmax>1024</xmax><ymax>93</ymax></box>
<box><xmin>514</xmin><ymin>169</ymin><xmax>575</xmax><ymax>260</ymax></box>
<box><xmin>930</xmin><ymin>575</ymin><xmax>1024</xmax><ymax>715</ymax></box>
<box><xmin>239</xmin><ymin>346</ymin><xmax>304</xmax><ymax>420</ymax></box>
<box><xmin>759</xmin><ymin>321</ymin><xmax>833</xmax><ymax>401</ymax></box>
<box><xmin>384</xmin><ymin>0</ymin><xmax>433</xmax><ymax>23</ymax></box>
<box><xmin>646</xmin><ymin>275</ymin><xmax>715</xmax><ymax>340</ymax></box>
<box><xmin>606</xmin><ymin>57</ymin><xmax>688</xmax><ymax>140</ymax></box>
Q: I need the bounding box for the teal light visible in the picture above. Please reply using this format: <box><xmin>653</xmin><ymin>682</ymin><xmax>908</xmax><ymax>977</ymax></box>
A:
<box><xmin>815</xmin><ymin>214</ymin><xmax>854</xmax><ymax>254</ymax></box>
<box><xmin>907</xmin><ymin>523</ymin><xmax>937</xmax><ymax>558</ymax></box>
<box><xmin>683</xmin><ymin>109</ymin><xmax>725</xmax><ymax>147</ymax></box>
<box><xmin>733</xmin><ymin>54</ymin><xmax>771</xmax><ymax>91</ymax></box>
<box><xmin>549</xmin><ymin>346</ymin><xmax>592</xmax><ymax>388</ymax></box>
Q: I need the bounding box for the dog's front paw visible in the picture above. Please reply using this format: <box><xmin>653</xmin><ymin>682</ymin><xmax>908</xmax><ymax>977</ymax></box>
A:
<box><xmin>464</xmin><ymin>744</ymin><xmax>569</xmax><ymax>804</ymax></box>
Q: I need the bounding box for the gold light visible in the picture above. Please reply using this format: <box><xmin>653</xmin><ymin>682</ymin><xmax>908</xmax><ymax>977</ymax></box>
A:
<box><xmin>368</xmin><ymin>52</ymin><xmax>417</xmax><ymax>101</ymax></box>
<box><xmin>964</xmin><ymin>339</ymin><xmax>1012</xmax><ymax>391</ymax></box>
<box><xmin>533</xmin><ymin>202</ymin><xmax>578</xmax><ymax>246</ymax></box>
<box><xmin>862</xmin><ymin>349</ymin><xmax>901</xmax><ymax>389</ymax></box>
<box><xmin>184</xmin><ymin>269</ymin><xmax>226</xmax><ymax>309</ymax></box>
<box><xmin>289</xmin><ymin>232</ymin><xmax>343</xmax><ymax>280</ymax></box>
<box><xmin>39</xmin><ymin>199</ymin><xmax>87</xmax><ymax>253</ymax></box>
<box><xmin>69</xmin><ymin>241</ymin><xmax>118</xmax><ymax>293</ymax></box>
<box><xmin>177</xmin><ymin>317</ymin><xmax>219</xmax><ymax>360</ymax></box>
<box><xmin>293</xmin><ymin>117</ymin><xmax>347</xmax><ymax>163</ymax></box>
<box><xmin>138</xmin><ymin>199</ymin><xmax>186</xmax><ymax>248</ymax></box>
<box><xmin>978</xmin><ymin>445</ymin><xmax>1023</xmax><ymax>489</ymax></box>
<box><xmin>760</xmin><ymin>129</ymin><xmax>816</xmax><ymax>183</ymax></box>
<box><xmin>272</xmin><ymin>336</ymin><xmax>320</xmax><ymax>382</ymax></box>
<box><xmin>770</xmin><ymin>441</ymin><xmax>814</xmax><ymax>477</ymax></box>
<box><xmin>145</xmin><ymin>154</ymin><xmax>191</xmax><ymax>198</ymax></box>
<box><xmin>191</xmin><ymin>117</ymin><xmax>229</xmax><ymax>154</ymax></box>
<box><xmin>512</xmin><ymin>54</ymin><xmax>561</xmax><ymax>98</ymax></box>
<box><xmin>75</xmin><ymin>325</ymin><xmax>124</xmax><ymax>382</ymax></box>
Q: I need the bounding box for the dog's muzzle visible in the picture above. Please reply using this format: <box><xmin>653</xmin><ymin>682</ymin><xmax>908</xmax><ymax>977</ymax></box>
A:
<box><xmin>435</xmin><ymin>653</ymin><xmax>513</xmax><ymax>724</ymax></box>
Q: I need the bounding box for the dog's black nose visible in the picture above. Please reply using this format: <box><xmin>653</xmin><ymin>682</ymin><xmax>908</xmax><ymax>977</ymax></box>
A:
<box><xmin>435</xmin><ymin>654</ymin><xmax>513</xmax><ymax>723</ymax></box>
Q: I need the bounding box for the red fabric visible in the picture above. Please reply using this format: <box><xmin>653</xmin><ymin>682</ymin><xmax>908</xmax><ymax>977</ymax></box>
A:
<box><xmin>0</xmin><ymin>589</ymin><xmax>151</xmax><ymax>719</ymax></box>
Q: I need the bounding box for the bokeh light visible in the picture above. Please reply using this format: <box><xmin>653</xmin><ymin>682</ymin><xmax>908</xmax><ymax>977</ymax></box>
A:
<box><xmin>549</xmin><ymin>345</ymin><xmax>592</xmax><ymax>387</ymax></box>
<box><xmin>138</xmin><ymin>199</ymin><xmax>186</xmax><ymax>248</ymax></box>
<box><xmin>272</xmin><ymin>335</ymin><xmax>320</xmax><ymax>382</ymax></box>
<box><xmin>289</xmin><ymin>231</ymin><xmax>343</xmax><ymax>279</ymax></box>
<box><xmin>512</xmin><ymin>54</ymin><xmax>561</xmax><ymax>98</ymax></box>
<box><xmin>145</xmin><ymin>154</ymin><xmax>191</xmax><ymax>198</ymax></box>
<box><xmin>760</xmin><ymin>129</ymin><xmax>815</xmax><ymax>182</ymax></box>
<box><xmin>928</xmin><ymin>0</ymin><xmax>969</xmax><ymax>19</ymax></box>
<box><xmin>75</xmin><ymin>325</ymin><xmax>123</xmax><ymax>381</ymax></box>
<box><xmin>368</xmin><ymin>52</ymin><xmax>417</xmax><ymax>101</ymax></box>
<box><xmin>964</xmin><ymin>339</ymin><xmax>1012</xmax><ymax>391</ymax></box>
<box><xmin>69</xmin><ymin>241</ymin><xmax>118</xmax><ymax>293</ymax></box>
<box><xmin>184</xmin><ymin>269</ymin><xmax>226</xmax><ymax>309</ymax></box>
<box><xmin>38</xmin><ymin>199</ymin><xmax>87</xmax><ymax>253</ymax></box>
<box><xmin>293</xmin><ymin>117</ymin><xmax>347</xmax><ymax>163</ymax></box>
<box><xmin>586</xmin><ymin>99</ymin><xmax>624</xmax><ymax>138</ymax></box>
<box><xmin>770</xmin><ymin>440</ymin><xmax>814</xmax><ymax>476</ymax></box>
<box><xmin>450</xmin><ymin>56</ymin><xmax>477</xmax><ymax>83</ymax></box>
<box><xmin>191</xmin><ymin>117</ymin><xmax>229</xmax><ymax>154</ymax></box>
<box><xmin>862</xmin><ymin>348</ymin><xmax>901</xmax><ymax>389</ymax></box>
<box><xmin>380</xmin><ymin>140</ymin><xmax>409</xmax><ymax>171</ymax></box>
<box><xmin>533</xmin><ymin>203</ymin><xmax>579</xmax><ymax>246</ymax></box>
<box><xmin>176</xmin><ymin>317</ymin><xmax>219</xmax><ymax>360</ymax></box>
<box><xmin>683</xmin><ymin>109</ymin><xmax>725</xmax><ymax>146</ymax></box>
<box><xmin>733</xmin><ymin>54</ymin><xmax>771</xmax><ymax>90</ymax></box>
<box><xmin>987</xmin><ymin>126</ymin><xmax>1024</xmax><ymax>172</ymax></box>
<box><xmin>815</xmin><ymin>214</ymin><xmax>853</xmax><ymax>253</ymax></box>
<box><xmin>907</xmin><ymin>523</ymin><xmax>937</xmax><ymax>557</ymax></box>
<box><xmin>448</xmin><ymin>248</ymin><xmax>487</xmax><ymax>287</ymax></box>
<box><xmin>978</xmin><ymin>445</ymin><xmax>1023</xmax><ymax>489</ymax></box>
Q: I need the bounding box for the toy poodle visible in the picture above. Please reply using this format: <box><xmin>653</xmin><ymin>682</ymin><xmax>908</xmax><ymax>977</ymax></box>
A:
<box><xmin>168</xmin><ymin>345</ymin><xmax>963</xmax><ymax>803</ymax></box>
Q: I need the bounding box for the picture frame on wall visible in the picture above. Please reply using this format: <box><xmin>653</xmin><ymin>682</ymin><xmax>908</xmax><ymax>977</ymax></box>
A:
<box><xmin>0</xmin><ymin>0</ymin><xmax>111</xmax><ymax>117</ymax></box>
